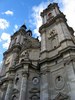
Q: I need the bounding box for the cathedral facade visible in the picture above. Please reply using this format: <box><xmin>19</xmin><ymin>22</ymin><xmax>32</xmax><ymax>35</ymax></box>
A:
<box><xmin>0</xmin><ymin>3</ymin><xmax>75</xmax><ymax>100</ymax></box>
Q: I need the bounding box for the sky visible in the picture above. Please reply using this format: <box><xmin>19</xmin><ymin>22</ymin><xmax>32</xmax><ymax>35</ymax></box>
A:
<box><xmin>0</xmin><ymin>0</ymin><xmax>75</xmax><ymax>68</ymax></box>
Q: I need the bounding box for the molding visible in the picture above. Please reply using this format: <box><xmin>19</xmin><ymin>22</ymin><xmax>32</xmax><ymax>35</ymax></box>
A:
<box><xmin>40</xmin><ymin>38</ymin><xmax>74</xmax><ymax>54</ymax></box>
<box><xmin>40</xmin><ymin>46</ymin><xmax>75</xmax><ymax>65</ymax></box>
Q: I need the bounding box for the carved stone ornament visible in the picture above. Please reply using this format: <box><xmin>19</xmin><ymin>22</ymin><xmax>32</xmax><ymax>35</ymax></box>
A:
<box><xmin>31</xmin><ymin>95</ymin><xmax>39</xmax><ymax>100</ymax></box>
<box><xmin>20</xmin><ymin>50</ymin><xmax>29</xmax><ymax>59</ymax></box>
<box><xmin>55</xmin><ymin>75</ymin><xmax>65</xmax><ymax>90</ymax></box>
<box><xmin>48</xmin><ymin>29</ymin><xmax>57</xmax><ymax>39</ymax></box>
<box><xmin>32</xmin><ymin>77</ymin><xmax>39</xmax><ymax>85</ymax></box>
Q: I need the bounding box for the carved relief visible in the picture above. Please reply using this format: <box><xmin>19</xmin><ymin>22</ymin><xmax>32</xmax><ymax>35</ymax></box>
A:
<box><xmin>48</xmin><ymin>29</ymin><xmax>59</xmax><ymax>49</ymax></box>
<box><xmin>55</xmin><ymin>75</ymin><xmax>65</xmax><ymax>90</ymax></box>
<box><xmin>48</xmin><ymin>29</ymin><xmax>57</xmax><ymax>39</ymax></box>
<box><xmin>32</xmin><ymin>77</ymin><xmax>39</xmax><ymax>85</ymax></box>
<box><xmin>20</xmin><ymin>51</ymin><xmax>29</xmax><ymax>58</ymax></box>
<box><xmin>20</xmin><ymin>50</ymin><xmax>29</xmax><ymax>62</ymax></box>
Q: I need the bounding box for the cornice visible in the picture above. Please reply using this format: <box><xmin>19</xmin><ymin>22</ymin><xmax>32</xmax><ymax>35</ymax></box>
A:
<box><xmin>39</xmin><ymin>46</ymin><xmax>75</xmax><ymax>65</ymax></box>
<box><xmin>40</xmin><ymin>38</ymin><xmax>75</xmax><ymax>55</ymax></box>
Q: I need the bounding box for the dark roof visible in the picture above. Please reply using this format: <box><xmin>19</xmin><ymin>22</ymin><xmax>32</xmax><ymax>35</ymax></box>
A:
<box><xmin>20</xmin><ymin>24</ymin><xmax>27</xmax><ymax>29</ymax></box>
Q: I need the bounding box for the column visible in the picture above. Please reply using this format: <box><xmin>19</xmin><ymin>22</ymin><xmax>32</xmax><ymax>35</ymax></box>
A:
<box><xmin>4</xmin><ymin>80</ymin><xmax>13</xmax><ymax>100</ymax></box>
<box><xmin>19</xmin><ymin>71</ymin><xmax>28</xmax><ymax>100</ymax></box>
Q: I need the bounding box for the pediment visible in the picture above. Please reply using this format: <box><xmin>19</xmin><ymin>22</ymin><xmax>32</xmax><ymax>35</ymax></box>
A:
<box><xmin>54</xmin><ymin>92</ymin><xmax>69</xmax><ymax>100</ymax></box>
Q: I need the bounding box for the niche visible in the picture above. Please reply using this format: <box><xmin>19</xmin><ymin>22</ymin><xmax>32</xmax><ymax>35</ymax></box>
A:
<box><xmin>15</xmin><ymin>77</ymin><xmax>19</xmax><ymax>85</ymax></box>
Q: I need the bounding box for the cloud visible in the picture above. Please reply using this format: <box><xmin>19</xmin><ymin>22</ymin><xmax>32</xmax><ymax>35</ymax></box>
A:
<box><xmin>14</xmin><ymin>25</ymin><xmax>18</xmax><ymax>29</ymax></box>
<box><xmin>1</xmin><ymin>32</ymin><xmax>10</xmax><ymax>49</ymax></box>
<box><xmin>30</xmin><ymin>1</ymin><xmax>49</xmax><ymax>39</ymax></box>
<box><xmin>14</xmin><ymin>24</ymin><xmax>19</xmax><ymax>32</ymax></box>
<box><xmin>61</xmin><ymin>0</ymin><xmax>75</xmax><ymax>31</ymax></box>
<box><xmin>2</xmin><ymin>10</ymin><xmax>14</xmax><ymax>16</ymax></box>
<box><xmin>0</xmin><ymin>18</ymin><xmax>9</xmax><ymax>30</ymax></box>
<box><xmin>50</xmin><ymin>0</ymin><xmax>75</xmax><ymax>31</ymax></box>
<box><xmin>30</xmin><ymin>0</ymin><xmax>75</xmax><ymax>40</ymax></box>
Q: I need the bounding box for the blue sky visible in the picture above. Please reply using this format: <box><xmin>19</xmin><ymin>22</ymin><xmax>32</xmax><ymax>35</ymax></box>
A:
<box><xmin>0</xmin><ymin>0</ymin><xmax>75</xmax><ymax>67</ymax></box>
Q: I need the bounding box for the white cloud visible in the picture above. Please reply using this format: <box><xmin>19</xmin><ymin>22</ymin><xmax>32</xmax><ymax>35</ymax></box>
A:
<box><xmin>51</xmin><ymin>0</ymin><xmax>75</xmax><ymax>31</ymax></box>
<box><xmin>1</xmin><ymin>32</ymin><xmax>10</xmax><ymax>49</ymax></box>
<box><xmin>30</xmin><ymin>1</ymin><xmax>49</xmax><ymax>38</ymax></box>
<box><xmin>3</xmin><ymin>10</ymin><xmax>14</xmax><ymax>16</ymax></box>
<box><xmin>61</xmin><ymin>0</ymin><xmax>75</xmax><ymax>31</ymax></box>
<box><xmin>14</xmin><ymin>24</ymin><xmax>19</xmax><ymax>32</ymax></box>
<box><xmin>0</xmin><ymin>18</ymin><xmax>9</xmax><ymax>30</ymax></box>
<box><xmin>14</xmin><ymin>25</ymin><xmax>18</xmax><ymax>29</ymax></box>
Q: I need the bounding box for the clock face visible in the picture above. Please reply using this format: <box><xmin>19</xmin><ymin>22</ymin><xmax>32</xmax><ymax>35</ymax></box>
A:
<box><xmin>32</xmin><ymin>77</ymin><xmax>39</xmax><ymax>85</ymax></box>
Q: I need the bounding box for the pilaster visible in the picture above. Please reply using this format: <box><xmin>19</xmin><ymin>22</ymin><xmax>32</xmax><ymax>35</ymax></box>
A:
<box><xmin>19</xmin><ymin>71</ymin><xmax>28</xmax><ymax>100</ymax></box>
<box><xmin>4</xmin><ymin>79</ymin><xmax>13</xmax><ymax>100</ymax></box>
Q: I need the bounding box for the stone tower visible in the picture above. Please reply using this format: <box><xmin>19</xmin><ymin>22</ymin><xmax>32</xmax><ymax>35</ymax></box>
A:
<box><xmin>39</xmin><ymin>3</ymin><xmax>75</xmax><ymax>100</ymax></box>
<box><xmin>0</xmin><ymin>3</ymin><xmax>75</xmax><ymax>100</ymax></box>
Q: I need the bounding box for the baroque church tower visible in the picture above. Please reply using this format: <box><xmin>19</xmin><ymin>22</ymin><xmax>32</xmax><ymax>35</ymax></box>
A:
<box><xmin>0</xmin><ymin>3</ymin><xmax>75</xmax><ymax>100</ymax></box>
